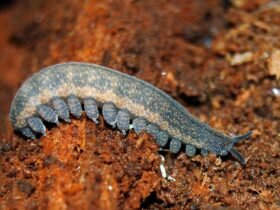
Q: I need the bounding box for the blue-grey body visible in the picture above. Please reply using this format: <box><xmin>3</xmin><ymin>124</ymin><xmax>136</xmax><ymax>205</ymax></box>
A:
<box><xmin>67</xmin><ymin>95</ymin><xmax>83</xmax><ymax>118</ymax></box>
<box><xmin>37</xmin><ymin>105</ymin><xmax>59</xmax><ymax>125</ymax></box>
<box><xmin>9</xmin><ymin>62</ymin><xmax>251</xmax><ymax>164</ymax></box>
<box><xmin>52</xmin><ymin>97</ymin><xmax>70</xmax><ymax>123</ymax></box>
<box><xmin>169</xmin><ymin>138</ymin><xmax>181</xmax><ymax>154</ymax></box>
<box><xmin>84</xmin><ymin>97</ymin><xmax>99</xmax><ymax>123</ymax></box>
<box><xmin>116</xmin><ymin>109</ymin><xmax>130</xmax><ymax>135</ymax></box>
<box><xmin>132</xmin><ymin>117</ymin><xmax>147</xmax><ymax>134</ymax></box>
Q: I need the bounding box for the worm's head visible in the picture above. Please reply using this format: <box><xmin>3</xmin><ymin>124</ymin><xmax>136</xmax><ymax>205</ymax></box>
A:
<box><xmin>227</xmin><ymin>131</ymin><xmax>252</xmax><ymax>165</ymax></box>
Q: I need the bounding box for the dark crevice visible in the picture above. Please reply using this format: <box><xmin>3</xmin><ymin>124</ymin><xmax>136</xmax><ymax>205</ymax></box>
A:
<box><xmin>140</xmin><ymin>191</ymin><xmax>163</xmax><ymax>209</ymax></box>
<box><xmin>178</xmin><ymin>93</ymin><xmax>208</xmax><ymax>107</ymax></box>
<box><xmin>0</xmin><ymin>0</ymin><xmax>16</xmax><ymax>10</ymax></box>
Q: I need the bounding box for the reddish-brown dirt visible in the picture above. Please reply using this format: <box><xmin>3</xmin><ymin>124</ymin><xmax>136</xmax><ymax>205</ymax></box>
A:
<box><xmin>0</xmin><ymin>0</ymin><xmax>279</xmax><ymax>209</ymax></box>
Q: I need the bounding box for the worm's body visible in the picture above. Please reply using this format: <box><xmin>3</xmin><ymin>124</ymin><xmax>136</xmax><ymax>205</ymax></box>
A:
<box><xmin>10</xmin><ymin>62</ymin><xmax>251</xmax><ymax>164</ymax></box>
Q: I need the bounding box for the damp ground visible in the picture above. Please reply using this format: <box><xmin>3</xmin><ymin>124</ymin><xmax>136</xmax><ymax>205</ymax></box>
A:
<box><xmin>0</xmin><ymin>1</ymin><xmax>279</xmax><ymax>209</ymax></box>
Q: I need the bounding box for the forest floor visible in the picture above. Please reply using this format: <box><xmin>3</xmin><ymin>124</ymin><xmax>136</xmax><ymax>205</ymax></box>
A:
<box><xmin>0</xmin><ymin>0</ymin><xmax>279</xmax><ymax>209</ymax></box>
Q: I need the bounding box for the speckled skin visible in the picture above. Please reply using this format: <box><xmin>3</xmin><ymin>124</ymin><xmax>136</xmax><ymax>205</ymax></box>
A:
<box><xmin>10</xmin><ymin>62</ymin><xmax>251</xmax><ymax>163</ymax></box>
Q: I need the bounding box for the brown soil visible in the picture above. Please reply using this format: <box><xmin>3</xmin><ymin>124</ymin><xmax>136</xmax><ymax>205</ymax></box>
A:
<box><xmin>0</xmin><ymin>0</ymin><xmax>279</xmax><ymax>209</ymax></box>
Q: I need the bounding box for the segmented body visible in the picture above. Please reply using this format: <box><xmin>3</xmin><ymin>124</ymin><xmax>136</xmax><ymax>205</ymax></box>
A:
<box><xmin>9</xmin><ymin>62</ymin><xmax>251</xmax><ymax>164</ymax></box>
